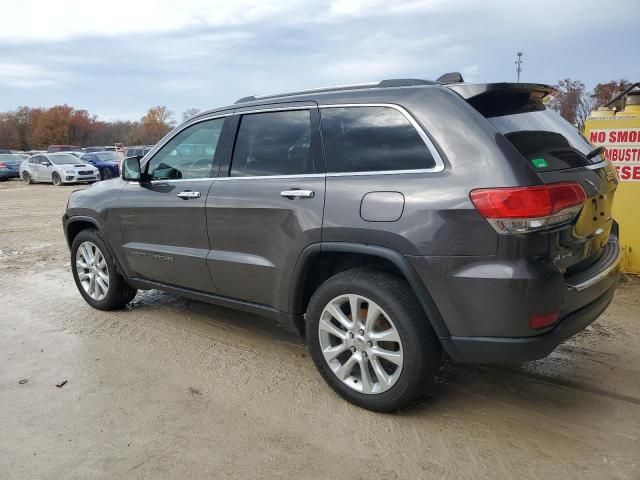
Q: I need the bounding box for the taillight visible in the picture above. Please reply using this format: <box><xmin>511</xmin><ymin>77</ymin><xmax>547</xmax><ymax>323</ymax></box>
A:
<box><xmin>470</xmin><ymin>182</ymin><xmax>586</xmax><ymax>234</ymax></box>
<box><xmin>0</xmin><ymin>162</ymin><xmax>6</xmax><ymax>168</ymax></box>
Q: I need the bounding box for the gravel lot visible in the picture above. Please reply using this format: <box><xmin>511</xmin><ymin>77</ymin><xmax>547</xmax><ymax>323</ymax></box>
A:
<box><xmin>1</xmin><ymin>179</ymin><xmax>639</xmax><ymax>479</ymax></box>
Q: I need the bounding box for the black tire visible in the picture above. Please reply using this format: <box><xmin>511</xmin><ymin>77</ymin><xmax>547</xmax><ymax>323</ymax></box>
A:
<box><xmin>100</xmin><ymin>168</ymin><xmax>112</xmax><ymax>180</ymax></box>
<box><xmin>71</xmin><ymin>229</ymin><xmax>137</xmax><ymax>310</ymax></box>
<box><xmin>306</xmin><ymin>268</ymin><xmax>441</xmax><ymax>412</ymax></box>
<box><xmin>22</xmin><ymin>172</ymin><xmax>33</xmax><ymax>184</ymax></box>
<box><xmin>52</xmin><ymin>172</ymin><xmax>62</xmax><ymax>186</ymax></box>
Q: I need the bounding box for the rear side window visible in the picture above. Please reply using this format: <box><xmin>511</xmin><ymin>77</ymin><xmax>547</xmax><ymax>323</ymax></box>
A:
<box><xmin>230</xmin><ymin>110</ymin><xmax>313</xmax><ymax>177</ymax></box>
<box><xmin>320</xmin><ymin>106</ymin><xmax>436</xmax><ymax>173</ymax></box>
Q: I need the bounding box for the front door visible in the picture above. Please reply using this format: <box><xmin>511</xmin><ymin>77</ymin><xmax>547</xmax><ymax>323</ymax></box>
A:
<box><xmin>38</xmin><ymin>155</ymin><xmax>54</xmax><ymax>181</ymax></box>
<box><xmin>117</xmin><ymin>115</ymin><xmax>230</xmax><ymax>293</ymax></box>
<box><xmin>206</xmin><ymin>104</ymin><xmax>325</xmax><ymax>310</ymax></box>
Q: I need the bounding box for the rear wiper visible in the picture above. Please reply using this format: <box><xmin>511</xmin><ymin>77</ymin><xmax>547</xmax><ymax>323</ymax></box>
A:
<box><xmin>586</xmin><ymin>146</ymin><xmax>605</xmax><ymax>160</ymax></box>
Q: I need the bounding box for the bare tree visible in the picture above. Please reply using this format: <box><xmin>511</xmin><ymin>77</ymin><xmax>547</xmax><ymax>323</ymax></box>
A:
<box><xmin>182</xmin><ymin>108</ymin><xmax>201</xmax><ymax>121</ymax></box>
<box><xmin>548</xmin><ymin>78</ymin><xmax>598</xmax><ymax>129</ymax></box>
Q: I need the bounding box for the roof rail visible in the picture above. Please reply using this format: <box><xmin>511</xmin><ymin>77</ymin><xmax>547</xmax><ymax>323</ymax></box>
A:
<box><xmin>234</xmin><ymin>78</ymin><xmax>438</xmax><ymax>104</ymax></box>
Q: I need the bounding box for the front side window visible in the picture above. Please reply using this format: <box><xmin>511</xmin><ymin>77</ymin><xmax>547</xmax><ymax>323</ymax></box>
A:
<box><xmin>146</xmin><ymin>118</ymin><xmax>225</xmax><ymax>180</ymax></box>
<box><xmin>230</xmin><ymin>110</ymin><xmax>313</xmax><ymax>177</ymax></box>
<box><xmin>321</xmin><ymin>106</ymin><xmax>436</xmax><ymax>173</ymax></box>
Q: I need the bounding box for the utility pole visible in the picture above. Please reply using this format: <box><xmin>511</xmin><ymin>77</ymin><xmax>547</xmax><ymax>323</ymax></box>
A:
<box><xmin>515</xmin><ymin>51</ymin><xmax>524</xmax><ymax>83</ymax></box>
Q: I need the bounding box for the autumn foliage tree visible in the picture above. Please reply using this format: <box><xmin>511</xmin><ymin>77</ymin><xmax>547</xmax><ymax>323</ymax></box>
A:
<box><xmin>591</xmin><ymin>79</ymin><xmax>634</xmax><ymax>109</ymax></box>
<box><xmin>140</xmin><ymin>106</ymin><xmax>175</xmax><ymax>144</ymax></box>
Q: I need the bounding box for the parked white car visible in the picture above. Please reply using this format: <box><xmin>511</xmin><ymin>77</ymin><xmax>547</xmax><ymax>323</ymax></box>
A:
<box><xmin>20</xmin><ymin>153</ymin><xmax>100</xmax><ymax>186</ymax></box>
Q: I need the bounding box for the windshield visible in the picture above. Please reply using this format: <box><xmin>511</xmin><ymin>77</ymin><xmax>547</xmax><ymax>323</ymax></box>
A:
<box><xmin>95</xmin><ymin>152</ymin><xmax>118</xmax><ymax>161</ymax></box>
<box><xmin>49</xmin><ymin>154</ymin><xmax>83</xmax><ymax>165</ymax></box>
<box><xmin>0</xmin><ymin>154</ymin><xmax>23</xmax><ymax>164</ymax></box>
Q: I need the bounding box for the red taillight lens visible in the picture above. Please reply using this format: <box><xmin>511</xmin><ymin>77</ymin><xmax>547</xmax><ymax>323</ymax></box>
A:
<box><xmin>470</xmin><ymin>182</ymin><xmax>586</xmax><ymax>219</ymax></box>
<box><xmin>529</xmin><ymin>312</ymin><xmax>559</xmax><ymax>329</ymax></box>
<box><xmin>0</xmin><ymin>162</ymin><xmax>7</xmax><ymax>168</ymax></box>
<box><xmin>470</xmin><ymin>182</ymin><xmax>586</xmax><ymax>234</ymax></box>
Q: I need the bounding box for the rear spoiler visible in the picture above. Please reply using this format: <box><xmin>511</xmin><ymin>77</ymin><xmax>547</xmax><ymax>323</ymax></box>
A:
<box><xmin>446</xmin><ymin>83</ymin><xmax>557</xmax><ymax>117</ymax></box>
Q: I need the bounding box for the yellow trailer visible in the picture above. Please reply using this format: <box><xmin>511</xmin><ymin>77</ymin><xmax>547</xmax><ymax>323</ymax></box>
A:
<box><xmin>584</xmin><ymin>87</ymin><xmax>640</xmax><ymax>273</ymax></box>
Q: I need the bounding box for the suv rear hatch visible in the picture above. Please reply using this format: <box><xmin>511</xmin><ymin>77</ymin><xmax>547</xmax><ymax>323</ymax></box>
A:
<box><xmin>449</xmin><ymin>83</ymin><xmax>620</xmax><ymax>279</ymax></box>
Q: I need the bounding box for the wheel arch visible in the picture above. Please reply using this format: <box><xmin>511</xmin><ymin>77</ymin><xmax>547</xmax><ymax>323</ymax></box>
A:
<box><xmin>288</xmin><ymin>242</ymin><xmax>450</xmax><ymax>338</ymax></box>
<box><xmin>64</xmin><ymin>216</ymin><xmax>125</xmax><ymax>275</ymax></box>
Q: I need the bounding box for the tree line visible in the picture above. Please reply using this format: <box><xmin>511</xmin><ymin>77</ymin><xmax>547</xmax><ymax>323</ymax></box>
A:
<box><xmin>0</xmin><ymin>105</ymin><xmax>201</xmax><ymax>150</ymax></box>
<box><xmin>548</xmin><ymin>79</ymin><xmax>633</xmax><ymax>131</ymax></box>
<box><xmin>0</xmin><ymin>79</ymin><xmax>634</xmax><ymax>150</ymax></box>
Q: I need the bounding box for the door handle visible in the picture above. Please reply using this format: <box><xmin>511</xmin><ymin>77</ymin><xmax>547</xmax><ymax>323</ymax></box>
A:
<box><xmin>280</xmin><ymin>189</ymin><xmax>315</xmax><ymax>199</ymax></box>
<box><xmin>176</xmin><ymin>191</ymin><xmax>201</xmax><ymax>200</ymax></box>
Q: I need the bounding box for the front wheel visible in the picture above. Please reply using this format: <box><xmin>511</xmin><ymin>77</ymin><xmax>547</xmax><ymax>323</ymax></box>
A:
<box><xmin>52</xmin><ymin>172</ymin><xmax>62</xmax><ymax>186</ymax></box>
<box><xmin>71</xmin><ymin>229</ymin><xmax>137</xmax><ymax>310</ymax></box>
<box><xmin>100</xmin><ymin>168</ymin><xmax>112</xmax><ymax>180</ymax></box>
<box><xmin>22</xmin><ymin>172</ymin><xmax>33</xmax><ymax>184</ymax></box>
<box><xmin>306</xmin><ymin>268</ymin><xmax>441</xmax><ymax>412</ymax></box>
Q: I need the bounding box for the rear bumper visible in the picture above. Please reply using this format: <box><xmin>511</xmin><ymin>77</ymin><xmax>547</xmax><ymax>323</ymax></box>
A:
<box><xmin>440</xmin><ymin>282</ymin><xmax>617</xmax><ymax>363</ymax></box>
<box><xmin>0</xmin><ymin>170</ymin><xmax>20</xmax><ymax>178</ymax></box>
<box><xmin>408</xmin><ymin>237</ymin><xmax>622</xmax><ymax>363</ymax></box>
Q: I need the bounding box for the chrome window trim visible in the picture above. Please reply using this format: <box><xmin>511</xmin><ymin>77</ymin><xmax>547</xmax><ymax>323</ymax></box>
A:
<box><xmin>234</xmin><ymin>105</ymin><xmax>315</xmax><ymax>115</ymax></box>
<box><xmin>136</xmin><ymin>103</ymin><xmax>446</xmax><ymax>182</ymax></box>
<box><xmin>216</xmin><ymin>173</ymin><xmax>325</xmax><ymax>181</ymax></box>
<box><xmin>319</xmin><ymin>103</ymin><xmax>445</xmax><ymax>175</ymax></box>
<box><xmin>127</xmin><ymin>173</ymin><xmax>325</xmax><ymax>185</ymax></box>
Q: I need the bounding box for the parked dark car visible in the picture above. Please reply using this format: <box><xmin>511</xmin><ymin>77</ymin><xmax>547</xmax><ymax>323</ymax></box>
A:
<box><xmin>63</xmin><ymin>76</ymin><xmax>621</xmax><ymax>412</ymax></box>
<box><xmin>48</xmin><ymin>145</ymin><xmax>80</xmax><ymax>153</ymax></box>
<box><xmin>83</xmin><ymin>146</ymin><xmax>117</xmax><ymax>153</ymax></box>
<box><xmin>80</xmin><ymin>151</ymin><xmax>120</xmax><ymax>180</ymax></box>
<box><xmin>0</xmin><ymin>154</ymin><xmax>23</xmax><ymax>180</ymax></box>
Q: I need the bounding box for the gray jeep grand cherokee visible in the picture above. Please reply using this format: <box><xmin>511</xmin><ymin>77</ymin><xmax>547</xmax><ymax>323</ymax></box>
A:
<box><xmin>63</xmin><ymin>76</ymin><xmax>621</xmax><ymax>411</ymax></box>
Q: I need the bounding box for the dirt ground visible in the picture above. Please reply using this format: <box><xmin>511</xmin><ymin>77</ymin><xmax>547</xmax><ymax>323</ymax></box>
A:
<box><xmin>0</xmin><ymin>179</ymin><xmax>638</xmax><ymax>480</ymax></box>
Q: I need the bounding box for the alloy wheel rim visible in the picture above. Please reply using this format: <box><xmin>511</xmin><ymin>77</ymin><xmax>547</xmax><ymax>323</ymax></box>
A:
<box><xmin>76</xmin><ymin>241</ymin><xmax>109</xmax><ymax>301</ymax></box>
<box><xmin>318</xmin><ymin>294</ymin><xmax>403</xmax><ymax>395</ymax></box>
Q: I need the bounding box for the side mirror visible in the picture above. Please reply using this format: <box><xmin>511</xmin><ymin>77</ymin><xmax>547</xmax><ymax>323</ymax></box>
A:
<box><xmin>122</xmin><ymin>156</ymin><xmax>144</xmax><ymax>181</ymax></box>
<box><xmin>41</xmin><ymin>161</ymin><xmax>51</xmax><ymax>166</ymax></box>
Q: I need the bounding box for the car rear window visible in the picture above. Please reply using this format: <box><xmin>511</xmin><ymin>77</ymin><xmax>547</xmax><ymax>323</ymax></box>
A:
<box><xmin>320</xmin><ymin>106</ymin><xmax>436</xmax><ymax>173</ymax></box>
<box><xmin>475</xmin><ymin>93</ymin><xmax>599</xmax><ymax>172</ymax></box>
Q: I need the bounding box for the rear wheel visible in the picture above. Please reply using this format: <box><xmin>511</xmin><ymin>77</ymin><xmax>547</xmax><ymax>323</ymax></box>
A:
<box><xmin>306</xmin><ymin>268</ymin><xmax>441</xmax><ymax>412</ymax></box>
<box><xmin>71</xmin><ymin>229</ymin><xmax>137</xmax><ymax>310</ymax></box>
<box><xmin>22</xmin><ymin>172</ymin><xmax>33</xmax><ymax>184</ymax></box>
<box><xmin>100</xmin><ymin>168</ymin><xmax>112</xmax><ymax>180</ymax></box>
<box><xmin>52</xmin><ymin>172</ymin><xmax>62</xmax><ymax>186</ymax></box>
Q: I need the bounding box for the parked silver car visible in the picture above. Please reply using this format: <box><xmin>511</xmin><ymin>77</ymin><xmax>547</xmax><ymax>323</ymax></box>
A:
<box><xmin>20</xmin><ymin>153</ymin><xmax>100</xmax><ymax>186</ymax></box>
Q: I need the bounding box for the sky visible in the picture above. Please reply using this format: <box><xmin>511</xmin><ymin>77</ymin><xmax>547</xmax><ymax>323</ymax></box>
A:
<box><xmin>1</xmin><ymin>0</ymin><xmax>638</xmax><ymax>122</ymax></box>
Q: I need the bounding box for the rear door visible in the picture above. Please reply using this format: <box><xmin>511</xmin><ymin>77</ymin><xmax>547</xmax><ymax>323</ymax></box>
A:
<box><xmin>206</xmin><ymin>103</ymin><xmax>325</xmax><ymax>310</ymax></box>
<box><xmin>117</xmin><ymin>115</ymin><xmax>231</xmax><ymax>293</ymax></box>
